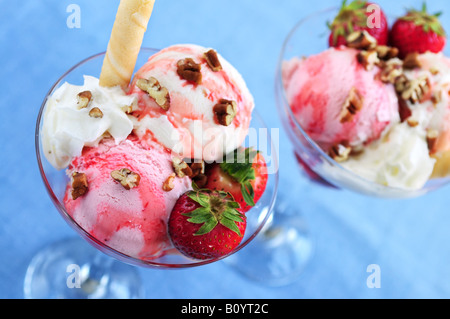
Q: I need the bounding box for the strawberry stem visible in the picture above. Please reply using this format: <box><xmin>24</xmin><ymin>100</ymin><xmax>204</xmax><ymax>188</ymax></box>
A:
<box><xmin>401</xmin><ymin>2</ymin><xmax>446</xmax><ymax>36</ymax></box>
<box><xmin>220</xmin><ymin>147</ymin><xmax>259</xmax><ymax>207</ymax></box>
<box><xmin>328</xmin><ymin>0</ymin><xmax>369</xmax><ymax>45</ymax></box>
<box><xmin>184</xmin><ymin>190</ymin><xmax>245</xmax><ymax>236</ymax></box>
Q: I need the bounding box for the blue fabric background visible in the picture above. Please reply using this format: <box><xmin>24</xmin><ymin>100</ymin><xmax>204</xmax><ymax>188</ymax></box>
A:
<box><xmin>1</xmin><ymin>0</ymin><xmax>449</xmax><ymax>299</ymax></box>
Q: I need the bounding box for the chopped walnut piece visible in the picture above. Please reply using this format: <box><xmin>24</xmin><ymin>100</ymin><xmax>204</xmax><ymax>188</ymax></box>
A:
<box><xmin>121</xmin><ymin>105</ymin><xmax>134</xmax><ymax>114</ymax></box>
<box><xmin>346</xmin><ymin>30</ymin><xmax>377</xmax><ymax>50</ymax></box>
<box><xmin>427</xmin><ymin>129</ymin><xmax>439</xmax><ymax>151</ymax></box>
<box><xmin>71</xmin><ymin>172</ymin><xmax>88</xmax><ymax>200</ymax></box>
<box><xmin>394</xmin><ymin>74</ymin><xmax>409</xmax><ymax>94</ymax></box>
<box><xmin>193</xmin><ymin>174</ymin><xmax>208</xmax><ymax>188</ymax></box>
<box><xmin>430</xmin><ymin>67</ymin><xmax>440</xmax><ymax>75</ymax></box>
<box><xmin>111</xmin><ymin>168</ymin><xmax>140</xmax><ymax>190</ymax></box>
<box><xmin>407</xmin><ymin>118</ymin><xmax>419</xmax><ymax>127</ymax></box>
<box><xmin>431</xmin><ymin>91</ymin><xmax>442</xmax><ymax>105</ymax></box>
<box><xmin>379</xmin><ymin>59</ymin><xmax>404</xmax><ymax>84</ymax></box>
<box><xmin>213</xmin><ymin>99</ymin><xmax>237</xmax><ymax>126</ymax></box>
<box><xmin>172</xmin><ymin>157</ymin><xmax>193</xmax><ymax>178</ymax></box>
<box><xmin>204</xmin><ymin>49</ymin><xmax>222</xmax><ymax>72</ymax></box>
<box><xmin>375</xmin><ymin>45</ymin><xmax>399</xmax><ymax>61</ymax></box>
<box><xmin>329</xmin><ymin>143</ymin><xmax>352</xmax><ymax>163</ymax></box>
<box><xmin>177</xmin><ymin>58</ymin><xmax>202</xmax><ymax>84</ymax></box>
<box><xmin>77</xmin><ymin>91</ymin><xmax>93</xmax><ymax>109</ymax></box>
<box><xmin>89</xmin><ymin>107</ymin><xmax>103</xmax><ymax>118</ymax></box>
<box><xmin>162</xmin><ymin>173</ymin><xmax>176</xmax><ymax>192</ymax></box>
<box><xmin>400</xmin><ymin>75</ymin><xmax>430</xmax><ymax>104</ymax></box>
<box><xmin>403</xmin><ymin>52</ymin><xmax>422</xmax><ymax>70</ymax></box>
<box><xmin>189</xmin><ymin>161</ymin><xmax>205</xmax><ymax>178</ymax></box>
<box><xmin>339</xmin><ymin>88</ymin><xmax>364</xmax><ymax>123</ymax></box>
<box><xmin>136</xmin><ymin>77</ymin><xmax>171</xmax><ymax>111</ymax></box>
<box><xmin>357</xmin><ymin>49</ymin><xmax>380</xmax><ymax>71</ymax></box>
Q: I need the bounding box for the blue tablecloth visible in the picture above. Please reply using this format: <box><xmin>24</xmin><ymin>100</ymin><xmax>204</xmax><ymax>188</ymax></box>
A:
<box><xmin>1</xmin><ymin>0</ymin><xmax>450</xmax><ymax>299</ymax></box>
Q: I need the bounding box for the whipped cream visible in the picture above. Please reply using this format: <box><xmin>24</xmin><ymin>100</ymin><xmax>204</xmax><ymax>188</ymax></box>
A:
<box><xmin>42</xmin><ymin>76</ymin><xmax>136</xmax><ymax>170</ymax></box>
<box><xmin>342</xmin><ymin>122</ymin><xmax>436</xmax><ymax>190</ymax></box>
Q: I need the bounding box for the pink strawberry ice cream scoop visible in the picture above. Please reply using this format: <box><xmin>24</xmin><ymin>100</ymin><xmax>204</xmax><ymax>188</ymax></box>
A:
<box><xmin>282</xmin><ymin>47</ymin><xmax>399</xmax><ymax>151</ymax></box>
<box><xmin>64</xmin><ymin>137</ymin><xmax>192</xmax><ymax>260</ymax></box>
<box><xmin>128</xmin><ymin>44</ymin><xmax>255</xmax><ymax>162</ymax></box>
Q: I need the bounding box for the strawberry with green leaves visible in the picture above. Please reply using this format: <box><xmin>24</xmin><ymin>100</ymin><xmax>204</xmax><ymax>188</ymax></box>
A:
<box><xmin>168</xmin><ymin>189</ymin><xmax>246</xmax><ymax>260</ymax></box>
<box><xmin>205</xmin><ymin>147</ymin><xmax>268</xmax><ymax>213</ymax></box>
<box><xmin>390</xmin><ymin>3</ymin><xmax>446</xmax><ymax>58</ymax></box>
<box><xmin>328</xmin><ymin>0</ymin><xmax>388</xmax><ymax>47</ymax></box>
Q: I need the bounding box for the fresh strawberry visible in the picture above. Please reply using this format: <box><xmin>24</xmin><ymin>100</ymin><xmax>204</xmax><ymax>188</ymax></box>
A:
<box><xmin>205</xmin><ymin>148</ymin><xmax>268</xmax><ymax>213</ymax></box>
<box><xmin>168</xmin><ymin>190</ymin><xmax>246</xmax><ymax>260</ymax></box>
<box><xmin>390</xmin><ymin>4</ymin><xmax>446</xmax><ymax>59</ymax></box>
<box><xmin>328</xmin><ymin>0</ymin><xmax>388</xmax><ymax>47</ymax></box>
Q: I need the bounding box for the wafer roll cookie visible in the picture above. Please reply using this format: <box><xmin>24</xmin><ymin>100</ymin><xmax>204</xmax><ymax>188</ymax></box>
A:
<box><xmin>99</xmin><ymin>0</ymin><xmax>155</xmax><ymax>88</ymax></box>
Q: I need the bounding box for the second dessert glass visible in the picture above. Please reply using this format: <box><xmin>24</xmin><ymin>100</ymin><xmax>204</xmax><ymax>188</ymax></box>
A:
<box><xmin>228</xmin><ymin>7</ymin><xmax>450</xmax><ymax>287</ymax></box>
<box><xmin>26</xmin><ymin>48</ymin><xmax>278</xmax><ymax>298</ymax></box>
<box><xmin>277</xmin><ymin>7</ymin><xmax>450</xmax><ymax>198</ymax></box>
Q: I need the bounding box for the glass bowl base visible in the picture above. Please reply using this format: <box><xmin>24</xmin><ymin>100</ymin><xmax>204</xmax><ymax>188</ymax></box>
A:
<box><xmin>225</xmin><ymin>202</ymin><xmax>314</xmax><ymax>286</ymax></box>
<box><xmin>24</xmin><ymin>237</ymin><xmax>143</xmax><ymax>299</ymax></box>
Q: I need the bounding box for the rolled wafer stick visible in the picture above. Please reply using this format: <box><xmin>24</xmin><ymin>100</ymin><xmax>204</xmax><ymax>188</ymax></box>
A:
<box><xmin>99</xmin><ymin>0</ymin><xmax>155</xmax><ymax>88</ymax></box>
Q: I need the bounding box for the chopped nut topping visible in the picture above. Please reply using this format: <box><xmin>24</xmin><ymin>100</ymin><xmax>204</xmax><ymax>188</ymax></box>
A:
<box><xmin>357</xmin><ymin>49</ymin><xmax>380</xmax><ymax>71</ymax></box>
<box><xmin>162</xmin><ymin>173</ymin><xmax>176</xmax><ymax>192</ymax></box>
<box><xmin>329</xmin><ymin>143</ymin><xmax>352</xmax><ymax>163</ymax></box>
<box><xmin>193</xmin><ymin>174</ymin><xmax>208</xmax><ymax>188</ymax></box>
<box><xmin>204</xmin><ymin>49</ymin><xmax>222</xmax><ymax>72</ymax></box>
<box><xmin>77</xmin><ymin>91</ymin><xmax>92</xmax><ymax>109</ymax></box>
<box><xmin>102</xmin><ymin>131</ymin><xmax>112</xmax><ymax>139</ymax></box>
<box><xmin>89</xmin><ymin>107</ymin><xmax>103</xmax><ymax>118</ymax></box>
<box><xmin>339</xmin><ymin>88</ymin><xmax>364</xmax><ymax>123</ymax></box>
<box><xmin>407</xmin><ymin>118</ymin><xmax>419</xmax><ymax>127</ymax></box>
<box><xmin>71</xmin><ymin>172</ymin><xmax>88</xmax><ymax>200</ymax></box>
<box><xmin>213</xmin><ymin>99</ymin><xmax>237</xmax><ymax>126</ymax></box>
<box><xmin>189</xmin><ymin>161</ymin><xmax>205</xmax><ymax>178</ymax></box>
<box><xmin>346</xmin><ymin>30</ymin><xmax>377</xmax><ymax>50</ymax></box>
<box><xmin>122</xmin><ymin>105</ymin><xmax>132</xmax><ymax>113</ymax></box>
<box><xmin>111</xmin><ymin>168</ymin><xmax>140</xmax><ymax>190</ymax></box>
<box><xmin>394</xmin><ymin>74</ymin><xmax>409</xmax><ymax>93</ymax></box>
<box><xmin>136</xmin><ymin>77</ymin><xmax>171</xmax><ymax>111</ymax></box>
<box><xmin>430</xmin><ymin>67</ymin><xmax>440</xmax><ymax>75</ymax></box>
<box><xmin>177</xmin><ymin>58</ymin><xmax>202</xmax><ymax>85</ymax></box>
<box><xmin>375</xmin><ymin>45</ymin><xmax>399</xmax><ymax>61</ymax></box>
<box><xmin>379</xmin><ymin>59</ymin><xmax>404</xmax><ymax>84</ymax></box>
<box><xmin>403</xmin><ymin>52</ymin><xmax>422</xmax><ymax>70</ymax></box>
<box><xmin>172</xmin><ymin>157</ymin><xmax>193</xmax><ymax>178</ymax></box>
<box><xmin>427</xmin><ymin>129</ymin><xmax>439</xmax><ymax>151</ymax></box>
<box><xmin>400</xmin><ymin>75</ymin><xmax>430</xmax><ymax>104</ymax></box>
<box><xmin>431</xmin><ymin>91</ymin><xmax>442</xmax><ymax>105</ymax></box>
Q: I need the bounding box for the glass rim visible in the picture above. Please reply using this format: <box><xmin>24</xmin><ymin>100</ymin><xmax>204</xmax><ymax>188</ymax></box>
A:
<box><xmin>275</xmin><ymin>7</ymin><xmax>450</xmax><ymax>196</ymax></box>
<box><xmin>35</xmin><ymin>48</ymin><xmax>279</xmax><ymax>268</ymax></box>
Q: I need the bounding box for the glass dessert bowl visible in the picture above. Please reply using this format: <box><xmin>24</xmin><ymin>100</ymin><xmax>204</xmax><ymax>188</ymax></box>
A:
<box><xmin>275</xmin><ymin>7</ymin><xmax>450</xmax><ymax>199</ymax></box>
<box><xmin>27</xmin><ymin>48</ymin><xmax>278</xmax><ymax>298</ymax></box>
<box><xmin>243</xmin><ymin>5</ymin><xmax>450</xmax><ymax>287</ymax></box>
